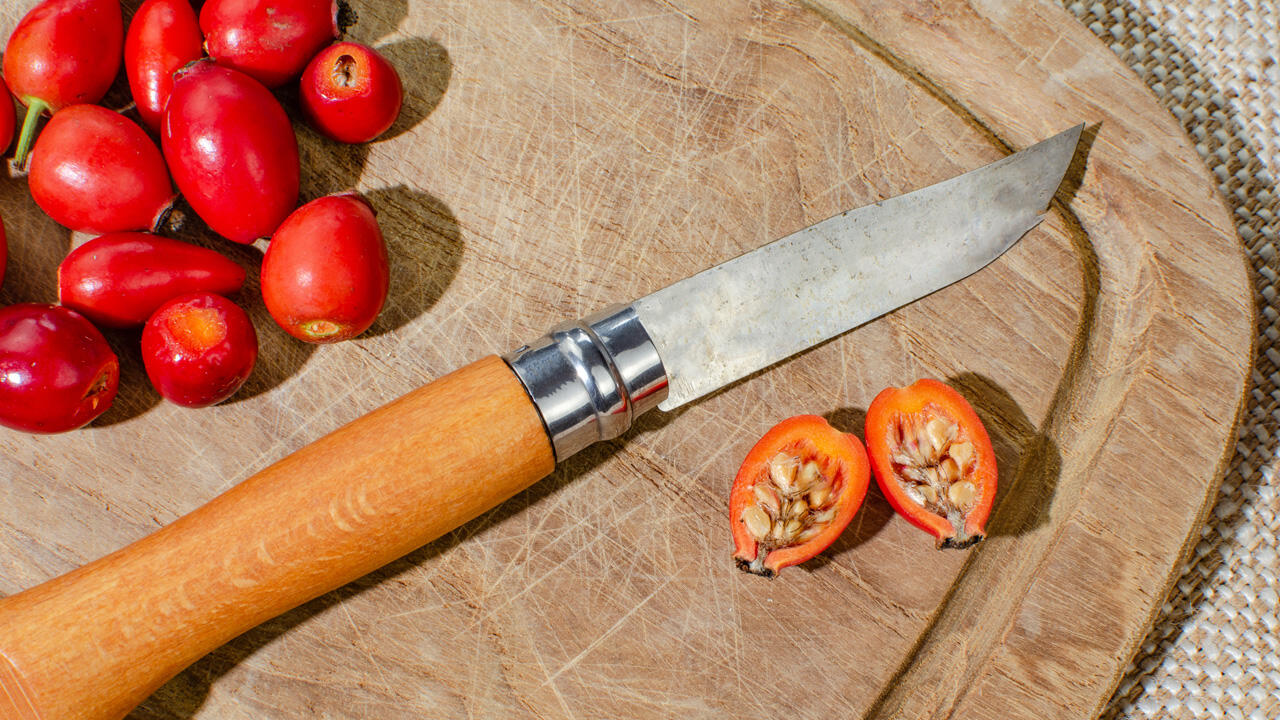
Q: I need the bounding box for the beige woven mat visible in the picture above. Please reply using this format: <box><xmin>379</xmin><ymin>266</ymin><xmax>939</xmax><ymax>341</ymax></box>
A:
<box><xmin>1058</xmin><ymin>1</ymin><xmax>1280</xmax><ymax>718</ymax></box>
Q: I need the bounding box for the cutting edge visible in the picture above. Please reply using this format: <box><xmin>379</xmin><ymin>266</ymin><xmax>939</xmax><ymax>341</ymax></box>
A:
<box><xmin>636</xmin><ymin>124</ymin><xmax>1084</xmax><ymax>411</ymax></box>
<box><xmin>505</xmin><ymin>125</ymin><xmax>1083</xmax><ymax>460</ymax></box>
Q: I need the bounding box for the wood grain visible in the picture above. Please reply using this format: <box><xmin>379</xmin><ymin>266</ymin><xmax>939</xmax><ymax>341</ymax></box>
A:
<box><xmin>0</xmin><ymin>1</ymin><xmax>1252</xmax><ymax>718</ymax></box>
<box><xmin>0</xmin><ymin>356</ymin><xmax>554</xmax><ymax>720</ymax></box>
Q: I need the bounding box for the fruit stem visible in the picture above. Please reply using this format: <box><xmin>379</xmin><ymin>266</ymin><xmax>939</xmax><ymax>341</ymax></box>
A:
<box><xmin>734</xmin><ymin>549</ymin><xmax>776</xmax><ymax>578</ymax></box>
<box><xmin>152</xmin><ymin>195</ymin><xmax>184</xmax><ymax>234</ymax></box>
<box><xmin>12</xmin><ymin>97</ymin><xmax>50</xmax><ymax>172</ymax></box>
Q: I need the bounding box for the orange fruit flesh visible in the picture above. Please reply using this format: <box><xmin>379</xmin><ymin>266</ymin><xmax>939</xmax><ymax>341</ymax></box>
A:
<box><xmin>166</xmin><ymin>307</ymin><xmax>226</xmax><ymax>353</ymax></box>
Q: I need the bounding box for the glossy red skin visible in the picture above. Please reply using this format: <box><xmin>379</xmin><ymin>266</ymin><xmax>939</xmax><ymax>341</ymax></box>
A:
<box><xmin>301</xmin><ymin>42</ymin><xmax>403</xmax><ymax>144</ymax></box>
<box><xmin>0</xmin><ymin>303</ymin><xmax>119</xmax><ymax>433</ymax></box>
<box><xmin>162</xmin><ymin>60</ymin><xmax>300</xmax><ymax>244</ymax></box>
<box><xmin>261</xmin><ymin>193</ymin><xmax>388</xmax><ymax>343</ymax></box>
<box><xmin>125</xmin><ymin>0</ymin><xmax>203</xmax><ymax>133</ymax></box>
<box><xmin>201</xmin><ymin>0</ymin><xmax>339</xmax><ymax>88</ymax></box>
<box><xmin>0</xmin><ymin>89</ymin><xmax>13</xmax><ymax>152</ymax></box>
<box><xmin>59</xmin><ymin>232</ymin><xmax>246</xmax><ymax>328</ymax></box>
<box><xmin>0</xmin><ymin>214</ymin><xmax>7</xmax><ymax>288</ymax></box>
<box><xmin>29</xmin><ymin>105</ymin><xmax>176</xmax><ymax>235</ymax></box>
<box><xmin>142</xmin><ymin>292</ymin><xmax>257</xmax><ymax>407</ymax></box>
<box><xmin>3</xmin><ymin>0</ymin><xmax>122</xmax><ymax>111</ymax></box>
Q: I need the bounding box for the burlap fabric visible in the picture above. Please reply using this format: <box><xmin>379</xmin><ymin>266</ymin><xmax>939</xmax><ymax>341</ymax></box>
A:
<box><xmin>1057</xmin><ymin>2</ymin><xmax>1280</xmax><ymax>718</ymax></box>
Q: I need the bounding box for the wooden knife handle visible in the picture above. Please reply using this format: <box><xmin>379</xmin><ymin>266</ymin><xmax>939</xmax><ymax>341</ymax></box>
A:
<box><xmin>0</xmin><ymin>356</ymin><xmax>555</xmax><ymax>720</ymax></box>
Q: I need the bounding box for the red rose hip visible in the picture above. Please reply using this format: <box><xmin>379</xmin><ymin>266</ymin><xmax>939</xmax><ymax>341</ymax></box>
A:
<box><xmin>142</xmin><ymin>292</ymin><xmax>257</xmax><ymax>407</ymax></box>
<box><xmin>0</xmin><ymin>304</ymin><xmax>119</xmax><ymax>433</ymax></box>
<box><xmin>4</xmin><ymin>0</ymin><xmax>123</xmax><ymax>168</ymax></box>
<box><xmin>125</xmin><ymin>0</ymin><xmax>204</xmax><ymax>133</ymax></box>
<box><xmin>59</xmin><ymin>233</ymin><xmax>246</xmax><ymax>328</ymax></box>
<box><xmin>29</xmin><ymin>105</ymin><xmax>176</xmax><ymax>235</ymax></box>
<box><xmin>301</xmin><ymin>42</ymin><xmax>403</xmax><ymax>144</ymax></box>
<box><xmin>0</xmin><ymin>89</ymin><xmax>13</xmax><ymax>152</ymax></box>
<box><xmin>261</xmin><ymin>192</ymin><xmax>389</xmax><ymax>343</ymax></box>
<box><xmin>163</xmin><ymin>60</ymin><xmax>300</xmax><ymax>243</ymax></box>
<box><xmin>201</xmin><ymin>0</ymin><xmax>344</xmax><ymax>88</ymax></box>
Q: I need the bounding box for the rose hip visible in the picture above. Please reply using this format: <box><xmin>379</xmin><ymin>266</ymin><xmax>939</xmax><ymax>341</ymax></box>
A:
<box><xmin>29</xmin><ymin>105</ymin><xmax>176</xmax><ymax>235</ymax></box>
<box><xmin>201</xmin><ymin>0</ymin><xmax>344</xmax><ymax>89</ymax></box>
<box><xmin>261</xmin><ymin>192</ymin><xmax>389</xmax><ymax>343</ymax></box>
<box><xmin>59</xmin><ymin>233</ymin><xmax>246</xmax><ymax>328</ymax></box>
<box><xmin>730</xmin><ymin>416</ymin><xmax>870</xmax><ymax>576</ymax></box>
<box><xmin>125</xmin><ymin>0</ymin><xmax>204</xmax><ymax>133</ymax></box>
<box><xmin>162</xmin><ymin>60</ymin><xmax>300</xmax><ymax>244</ymax></box>
<box><xmin>865</xmin><ymin>379</ymin><xmax>997</xmax><ymax>549</ymax></box>
<box><xmin>0</xmin><ymin>214</ymin><xmax>7</xmax><ymax>288</ymax></box>
<box><xmin>3</xmin><ymin>0</ymin><xmax>123</xmax><ymax>168</ymax></box>
<box><xmin>0</xmin><ymin>304</ymin><xmax>119</xmax><ymax>433</ymax></box>
<box><xmin>301</xmin><ymin>42</ymin><xmax>403</xmax><ymax>144</ymax></box>
<box><xmin>142</xmin><ymin>292</ymin><xmax>257</xmax><ymax>408</ymax></box>
<box><xmin>0</xmin><ymin>89</ymin><xmax>13</xmax><ymax>153</ymax></box>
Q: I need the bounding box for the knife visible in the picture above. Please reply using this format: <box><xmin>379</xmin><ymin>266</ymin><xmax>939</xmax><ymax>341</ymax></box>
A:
<box><xmin>0</xmin><ymin>124</ymin><xmax>1083</xmax><ymax>720</ymax></box>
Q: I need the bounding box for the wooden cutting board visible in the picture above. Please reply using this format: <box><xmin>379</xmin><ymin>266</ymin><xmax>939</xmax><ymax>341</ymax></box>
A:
<box><xmin>0</xmin><ymin>0</ymin><xmax>1253</xmax><ymax>718</ymax></box>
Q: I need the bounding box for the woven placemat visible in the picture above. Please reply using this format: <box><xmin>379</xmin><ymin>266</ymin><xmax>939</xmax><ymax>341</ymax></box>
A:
<box><xmin>1058</xmin><ymin>1</ymin><xmax>1280</xmax><ymax>718</ymax></box>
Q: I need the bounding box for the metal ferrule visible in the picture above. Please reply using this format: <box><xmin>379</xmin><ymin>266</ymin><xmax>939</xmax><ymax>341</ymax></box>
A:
<box><xmin>503</xmin><ymin>305</ymin><xmax>669</xmax><ymax>462</ymax></box>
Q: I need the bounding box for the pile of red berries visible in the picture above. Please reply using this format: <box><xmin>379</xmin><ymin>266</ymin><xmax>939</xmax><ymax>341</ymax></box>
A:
<box><xmin>0</xmin><ymin>0</ymin><xmax>405</xmax><ymax>433</ymax></box>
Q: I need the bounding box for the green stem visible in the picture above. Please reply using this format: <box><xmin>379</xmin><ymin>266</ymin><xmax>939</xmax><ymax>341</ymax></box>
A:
<box><xmin>13</xmin><ymin>97</ymin><xmax>50</xmax><ymax>172</ymax></box>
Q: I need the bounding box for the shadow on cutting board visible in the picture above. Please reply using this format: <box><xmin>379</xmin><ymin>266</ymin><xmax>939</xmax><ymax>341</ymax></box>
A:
<box><xmin>110</xmin><ymin>16</ymin><xmax>454</xmax><ymax>409</ymax></box>
<box><xmin>948</xmin><ymin>372</ymin><xmax>1062</xmax><ymax>539</ymax></box>
<box><xmin>809</xmin><ymin>406</ymin><xmax>896</xmax><ymax>567</ymax></box>
<box><xmin>286</xmin><ymin>33</ymin><xmax>458</xmax><ymax>340</ymax></box>
<box><xmin>806</xmin><ymin>373</ymin><xmax>1062</xmax><ymax>571</ymax></box>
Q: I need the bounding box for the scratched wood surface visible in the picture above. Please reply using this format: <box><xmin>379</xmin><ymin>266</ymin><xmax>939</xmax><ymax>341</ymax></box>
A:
<box><xmin>0</xmin><ymin>0</ymin><xmax>1253</xmax><ymax>718</ymax></box>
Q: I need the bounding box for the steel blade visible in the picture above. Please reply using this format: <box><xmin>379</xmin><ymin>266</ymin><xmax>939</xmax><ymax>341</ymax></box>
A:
<box><xmin>632</xmin><ymin>124</ymin><xmax>1083</xmax><ymax>411</ymax></box>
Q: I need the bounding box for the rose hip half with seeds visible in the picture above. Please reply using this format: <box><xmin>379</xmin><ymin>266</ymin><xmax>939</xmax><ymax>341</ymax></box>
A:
<box><xmin>730</xmin><ymin>415</ymin><xmax>870</xmax><ymax>577</ymax></box>
<box><xmin>865</xmin><ymin>378</ymin><xmax>997</xmax><ymax>549</ymax></box>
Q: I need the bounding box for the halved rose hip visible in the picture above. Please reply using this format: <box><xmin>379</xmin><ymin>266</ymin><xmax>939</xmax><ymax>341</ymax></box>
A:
<box><xmin>865</xmin><ymin>379</ymin><xmax>997</xmax><ymax>549</ymax></box>
<box><xmin>142</xmin><ymin>292</ymin><xmax>257</xmax><ymax>408</ymax></box>
<box><xmin>730</xmin><ymin>415</ymin><xmax>870</xmax><ymax>576</ymax></box>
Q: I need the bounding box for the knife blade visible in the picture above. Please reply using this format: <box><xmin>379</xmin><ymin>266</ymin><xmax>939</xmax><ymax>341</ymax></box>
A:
<box><xmin>0</xmin><ymin>125</ymin><xmax>1083</xmax><ymax>720</ymax></box>
<box><xmin>638</xmin><ymin>123</ymin><xmax>1083</xmax><ymax>411</ymax></box>
<box><xmin>507</xmin><ymin>124</ymin><xmax>1082</xmax><ymax>461</ymax></box>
